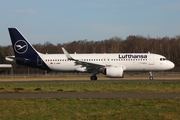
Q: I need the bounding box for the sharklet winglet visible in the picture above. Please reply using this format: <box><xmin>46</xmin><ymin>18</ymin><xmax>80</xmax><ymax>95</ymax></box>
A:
<box><xmin>62</xmin><ymin>47</ymin><xmax>75</xmax><ymax>61</ymax></box>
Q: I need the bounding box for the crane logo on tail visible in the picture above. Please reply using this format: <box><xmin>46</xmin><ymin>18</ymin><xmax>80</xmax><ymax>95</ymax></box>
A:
<box><xmin>14</xmin><ymin>40</ymin><xmax>28</xmax><ymax>54</ymax></box>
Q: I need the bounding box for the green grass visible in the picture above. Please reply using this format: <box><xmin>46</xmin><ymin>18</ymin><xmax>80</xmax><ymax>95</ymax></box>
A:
<box><xmin>0</xmin><ymin>98</ymin><xmax>179</xmax><ymax>120</ymax></box>
<box><xmin>0</xmin><ymin>82</ymin><xmax>180</xmax><ymax>93</ymax></box>
<box><xmin>0</xmin><ymin>82</ymin><xmax>180</xmax><ymax>119</ymax></box>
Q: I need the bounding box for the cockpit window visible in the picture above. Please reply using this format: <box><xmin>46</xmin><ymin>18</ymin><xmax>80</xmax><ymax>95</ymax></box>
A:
<box><xmin>160</xmin><ymin>58</ymin><xmax>167</xmax><ymax>61</ymax></box>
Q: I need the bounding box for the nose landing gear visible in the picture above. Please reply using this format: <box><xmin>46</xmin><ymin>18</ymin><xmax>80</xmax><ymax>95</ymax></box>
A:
<box><xmin>149</xmin><ymin>72</ymin><xmax>153</xmax><ymax>80</ymax></box>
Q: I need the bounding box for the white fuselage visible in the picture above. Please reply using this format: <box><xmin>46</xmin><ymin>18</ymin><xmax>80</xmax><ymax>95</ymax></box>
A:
<box><xmin>38</xmin><ymin>53</ymin><xmax>174</xmax><ymax>72</ymax></box>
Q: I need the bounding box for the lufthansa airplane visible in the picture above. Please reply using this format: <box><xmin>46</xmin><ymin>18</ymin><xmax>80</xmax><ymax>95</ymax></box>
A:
<box><xmin>6</xmin><ymin>28</ymin><xmax>174</xmax><ymax>80</ymax></box>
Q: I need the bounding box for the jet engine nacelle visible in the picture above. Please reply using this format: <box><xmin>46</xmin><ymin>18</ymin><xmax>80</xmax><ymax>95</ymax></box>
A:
<box><xmin>104</xmin><ymin>66</ymin><xmax>124</xmax><ymax>78</ymax></box>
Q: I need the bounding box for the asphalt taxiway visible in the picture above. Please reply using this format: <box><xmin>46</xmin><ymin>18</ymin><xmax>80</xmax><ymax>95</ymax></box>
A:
<box><xmin>1</xmin><ymin>79</ymin><xmax>180</xmax><ymax>83</ymax></box>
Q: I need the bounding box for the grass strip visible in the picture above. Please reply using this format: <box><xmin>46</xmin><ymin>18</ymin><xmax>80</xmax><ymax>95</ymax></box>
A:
<box><xmin>0</xmin><ymin>98</ymin><xmax>179</xmax><ymax>120</ymax></box>
<box><xmin>0</xmin><ymin>82</ymin><xmax>180</xmax><ymax>93</ymax></box>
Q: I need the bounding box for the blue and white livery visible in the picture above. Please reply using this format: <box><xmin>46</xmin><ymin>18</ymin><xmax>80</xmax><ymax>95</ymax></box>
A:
<box><xmin>6</xmin><ymin>28</ymin><xmax>175</xmax><ymax>80</ymax></box>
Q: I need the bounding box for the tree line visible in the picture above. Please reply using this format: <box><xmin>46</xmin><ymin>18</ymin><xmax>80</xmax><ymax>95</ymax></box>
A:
<box><xmin>0</xmin><ymin>35</ymin><xmax>180</xmax><ymax>73</ymax></box>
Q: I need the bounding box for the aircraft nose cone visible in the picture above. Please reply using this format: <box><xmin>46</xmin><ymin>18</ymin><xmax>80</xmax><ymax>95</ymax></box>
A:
<box><xmin>168</xmin><ymin>61</ymin><xmax>175</xmax><ymax>69</ymax></box>
<box><xmin>171</xmin><ymin>62</ymin><xmax>175</xmax><ymax>69</ymax></box>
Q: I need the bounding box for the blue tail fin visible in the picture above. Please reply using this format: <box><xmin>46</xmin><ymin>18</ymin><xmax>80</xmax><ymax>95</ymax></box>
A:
<box><xmin>8</xmin><ymin>28</ymin><xmax>38</xmax><ymax>58</ymax></box>
<box><xmin>8</xmin><ymin>28</ymin><xmax>50</xmax><ymax>70</ymax></box>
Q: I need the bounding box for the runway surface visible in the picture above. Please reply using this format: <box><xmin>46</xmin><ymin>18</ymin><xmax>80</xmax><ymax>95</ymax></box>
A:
<box><xmin>0</xmin><ymin>93</ymin><xmax>180</xmax><ymax>98</ymax></box>
<box><xmin>1</xmin><ymin>79</ymin><xmax>180</xmax><ymax>83</ymax></box>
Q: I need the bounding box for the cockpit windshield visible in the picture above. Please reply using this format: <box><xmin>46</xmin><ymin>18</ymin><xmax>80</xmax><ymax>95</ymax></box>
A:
<box><xmin>160</xmin><ymin>58</ymin><xmax>167</xmax><ymax>61</ymax></box>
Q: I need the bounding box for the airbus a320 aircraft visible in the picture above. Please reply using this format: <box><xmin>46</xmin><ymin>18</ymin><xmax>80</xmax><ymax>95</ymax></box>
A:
<box><xmin>6</xmin><ymin>28</ymin><xmax>175</xmax><ymax>80</ymax></box>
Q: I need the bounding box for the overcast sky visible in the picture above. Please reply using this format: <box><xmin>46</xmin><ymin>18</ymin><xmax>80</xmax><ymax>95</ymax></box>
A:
<box><xmin>1</xmin><ymin>0</ymin><xmax>180</xmax><ymax>46</ymax></box>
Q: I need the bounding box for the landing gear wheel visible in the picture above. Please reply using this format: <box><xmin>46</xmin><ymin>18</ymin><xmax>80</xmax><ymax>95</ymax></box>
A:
<box><xmin>90</xmin><ymin>76</ymin><xmax>97</xmax><ymax>80</ymax></box>
<box><xmin>149</xmin><ymin>76</ymin><xmax>153</xmax><ymax>80</ymax></box>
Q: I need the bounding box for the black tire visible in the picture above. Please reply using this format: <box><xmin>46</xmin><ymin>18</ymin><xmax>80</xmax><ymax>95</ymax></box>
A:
<box><xmin>90</xmin><ymin>76</ymin><xmax>98</xmax><ymax>80</ymax></box>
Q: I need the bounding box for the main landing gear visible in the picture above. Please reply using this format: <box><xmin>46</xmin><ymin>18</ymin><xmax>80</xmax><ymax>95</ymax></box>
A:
<box><xmin>90</xmin><ymin>75</ymin><xmax>97</xmax><ymax>80</ymax></box>
<box><xmin>90</xmin><ymin>70</ymin><xmax>99</xmax><ymax>80</ymax></box>
<box><xmin>149</xmin><ymin>72</ymin><xmax>153</xmax><ymax>80</ymax></box>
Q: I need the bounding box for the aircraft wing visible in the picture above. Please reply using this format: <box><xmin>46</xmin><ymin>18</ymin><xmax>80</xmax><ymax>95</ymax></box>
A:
<box><xmin>62</xmin><ymin>47</ymin><xmax>105</xmax><ymax>70</ymax></box>
<box><xmin>74</xmin><ymin>59</ymin><xmax>105</xmax><ymax>69</ymax></box>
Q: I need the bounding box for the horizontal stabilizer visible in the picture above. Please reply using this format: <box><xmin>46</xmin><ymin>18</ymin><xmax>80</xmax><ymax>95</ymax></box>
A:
<box><xmin>5</xmin><ymin>56</ymin><xmax>29</xmax><ymax>62</ymax></box>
